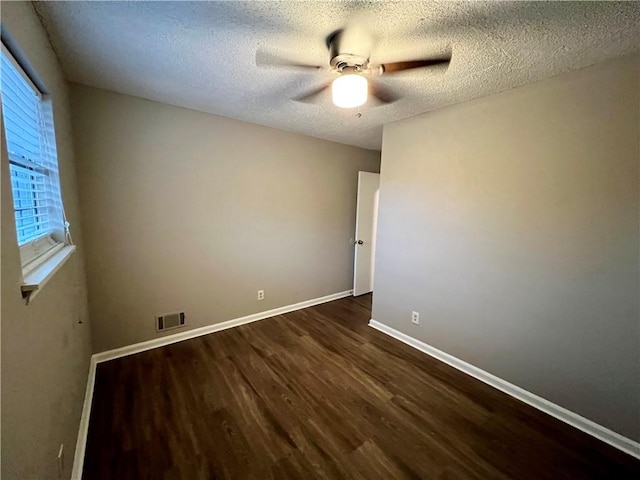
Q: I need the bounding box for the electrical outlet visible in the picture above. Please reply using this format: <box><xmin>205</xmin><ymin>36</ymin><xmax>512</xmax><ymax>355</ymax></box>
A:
<box><xmin>411</xmin><ymin>311</ymin><xmax>420</xmax><ymax>325</ymax></box>
<box><xmin>57</xmin><ymin>444</ymin><xmax>64</xmax><ymax>479</ymax></box>
<box><xmin>257</xmin><ymin>289</ymin><xmax>265</xmax><ymax>301</ymax></box>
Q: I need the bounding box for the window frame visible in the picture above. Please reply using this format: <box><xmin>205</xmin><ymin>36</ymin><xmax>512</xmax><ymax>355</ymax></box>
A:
<box><xmin>1</xmin><ymin>40</ymin><xmax>74</xmax><ymax>303</ymax></box>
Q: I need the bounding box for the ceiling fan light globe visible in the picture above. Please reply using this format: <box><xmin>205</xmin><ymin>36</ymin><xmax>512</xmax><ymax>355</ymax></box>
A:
<box><xmin>332</xmin><ymin>74</ymin><xmax>368</xmax><ymax>108</ymax></box>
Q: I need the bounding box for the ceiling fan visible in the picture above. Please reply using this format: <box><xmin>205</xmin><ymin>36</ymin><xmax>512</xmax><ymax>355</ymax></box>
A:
<box><xmin>256</xmin><ymin>24</ymin><xmax>452</xmax><ymax>109</ymax></box>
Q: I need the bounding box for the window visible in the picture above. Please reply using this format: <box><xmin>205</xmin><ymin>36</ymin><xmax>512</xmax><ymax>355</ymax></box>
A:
<box><xmin>1</xmin><ymin>42</ymin><xmax>73</xmax><ymax>300</ymax></box>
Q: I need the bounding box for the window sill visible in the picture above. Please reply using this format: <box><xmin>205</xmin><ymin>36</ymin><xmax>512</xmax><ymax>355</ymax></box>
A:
<box><xmin>21</xmin><ymin>245</ymin><xmax>76</xmax><ymax>304</ymax></box>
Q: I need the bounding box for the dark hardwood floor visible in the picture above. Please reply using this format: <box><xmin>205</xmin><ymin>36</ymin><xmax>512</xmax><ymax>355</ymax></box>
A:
<box><xmin>84</xmin><ymin>294</ymin><xmax>639</xmax><ymax>479</ymax></box>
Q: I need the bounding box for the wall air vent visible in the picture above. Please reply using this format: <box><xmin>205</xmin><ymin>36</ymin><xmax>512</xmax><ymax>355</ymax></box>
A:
<box><xmin>156</xmin><ymin>312</ymin><xmax>186</xmax><ymax>332</ymax></box>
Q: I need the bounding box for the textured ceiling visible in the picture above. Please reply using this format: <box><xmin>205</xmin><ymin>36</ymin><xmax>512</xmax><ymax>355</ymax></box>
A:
<box><xmin>34</xmin><ymin>1</ymin><xmax>640</xmax><ymax>150</ymax></box>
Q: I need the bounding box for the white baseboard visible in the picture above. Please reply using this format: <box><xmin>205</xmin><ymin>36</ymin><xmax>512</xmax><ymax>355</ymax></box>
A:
<box><xmin>369</xmin><ymin>319</ymin><xmax>640</xmax><ymax>460</ymax></box>
<box><xmin>93</xmin><ymin>290</ymin><xmax>353</xmax><ymax>364</ymax></box>
<box><xmin>71</xmin><ymin>356</ymin><xmax>97</xmax><ymax>479</ymax></box>
<box><xmin>71</xmin><ymin>290</ymin><xmax>352</xmax><ymax>478</ymax></box>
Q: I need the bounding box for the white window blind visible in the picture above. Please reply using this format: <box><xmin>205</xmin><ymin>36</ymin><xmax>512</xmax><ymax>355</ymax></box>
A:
<box><xmin>1</xmin><ymin>43</ymin><xmax>70</xmax><ymax>268</ymax></box>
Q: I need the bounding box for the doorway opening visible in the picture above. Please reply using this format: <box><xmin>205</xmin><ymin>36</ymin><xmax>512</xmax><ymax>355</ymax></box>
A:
<box><xmin>353</xmin><ymin>171</ymin><xmax>380</xmax><ymax>296</ymax></box>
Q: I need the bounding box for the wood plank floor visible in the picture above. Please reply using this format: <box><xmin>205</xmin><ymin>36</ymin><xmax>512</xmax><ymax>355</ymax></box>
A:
<box><xmin>84</xmin><ymin>294</ymin><xmax>640</xmax><ymax>479</ymax></box>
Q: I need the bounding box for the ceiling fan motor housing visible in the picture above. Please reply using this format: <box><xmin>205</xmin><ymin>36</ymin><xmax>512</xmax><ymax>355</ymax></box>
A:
<box><xmin>328</xmin><ymin>30</ymin><xmax>370</xmax><ymax>71</ymax></box>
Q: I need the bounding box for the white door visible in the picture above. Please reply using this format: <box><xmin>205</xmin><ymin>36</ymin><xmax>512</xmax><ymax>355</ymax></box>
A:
<box><xmin>353</xmin><ymin>171</ymin><xmax>380</xmax><ymax>296</ymax></box>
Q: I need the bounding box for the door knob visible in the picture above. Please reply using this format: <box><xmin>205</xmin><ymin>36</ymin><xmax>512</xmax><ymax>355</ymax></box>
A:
<box><xmin>355</xmin><ymin>240</ymin><xmax>364</xmax><ymax>245</ymax></box>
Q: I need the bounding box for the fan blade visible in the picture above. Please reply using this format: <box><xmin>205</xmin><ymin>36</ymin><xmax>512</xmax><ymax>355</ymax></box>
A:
<box><xmin>369</xmin><ymin>82</ymin><xmax>400</xmax><ymax>105</ymax></box>
<box><xmin>380</xmin><ymin>55</ymin><xmax>451</xmax><ymax>74</ymax></box>
<box><xmin>326</xmin><ymin>21</ymin><xmax>373</xmax><ymax>61</ymax></box>
<box><xmin>294</xmin><ymin>84</ymin><xmax>331</xmax><ymax>104</ymax></box>
<box><xmin>256</xmin><ymin>50</ymin><xmax>323</xmax><ymax>70</ymax></box>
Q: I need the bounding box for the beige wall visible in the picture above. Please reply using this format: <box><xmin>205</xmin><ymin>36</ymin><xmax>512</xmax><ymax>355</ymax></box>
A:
<box><xmin>70</xmin><ymin>84</ymin><xmax>381</xmax><ymax>353</ymax></box>
<box><xmin>1</xmin><ymin>2</ymin><xmax>93</xmax><ymax>479</ymax></box>
<box><xmin>374</xmin><ymin>53</ymin><xmax>639</xmax><ymax>441</ymax></box>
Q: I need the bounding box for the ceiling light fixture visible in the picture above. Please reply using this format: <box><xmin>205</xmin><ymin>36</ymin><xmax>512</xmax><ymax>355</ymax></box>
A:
<box><xmin>332</xmin><ymin>74</ymin><xmax>368</xmax><ymax>108</ymax></box>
